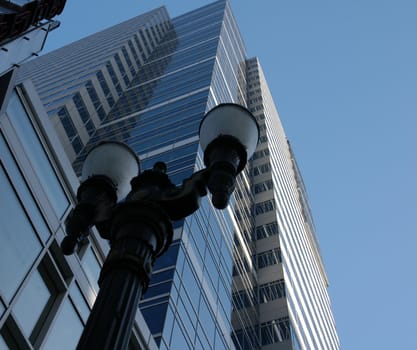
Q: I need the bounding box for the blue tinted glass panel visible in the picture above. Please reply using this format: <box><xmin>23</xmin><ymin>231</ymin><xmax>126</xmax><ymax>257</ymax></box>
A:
<box><xmin>141</xmin><ymin>303</ymin><xmax>168</xmax><ymax>334</ymax></box>
<box><xmin>81</xmin><ymin>247</ymin><xmax>101</xmax><ymax>295</ymax></box>
<box><xmin>0</xmin><ymin>335</ymin><xmax>7</xmax><ymax>349</ymax></box>
<box><xmin>7</xmin><ymin>92</ymin><xmax>69</xmax><ymax>218</ymax></box>
<box><xmin>0</xmin><ymin>134</ymin><xmax>50</xmax><ymax>241</ymax></box>
<box><xmin>13</xmin><ymin>269</ymin><xmax>50</xmax><ymax>336</ymax></box>
<box><xmin>0</xmin><ymin>163</ymin><xmax>42</xmax><ymax>301</ymax></box>
<box><xmin>153</xmin><ymin>241</ymin><xmax>180</xmax><ymax>270</ymax></box>
<box><xmin>42</xmin><ymin>298</ymin><xmax>83</xmax><ymax>350</ymax></box>
<box><xmin>69</xmin><ymin>283</ymin><xmax>90</xmax><ymax>322</ymax></box>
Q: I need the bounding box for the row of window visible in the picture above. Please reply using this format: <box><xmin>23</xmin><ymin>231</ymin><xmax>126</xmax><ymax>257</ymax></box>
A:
<box><xmin>255</xmin><ymin>221</ymin><xmax>279</xmax><ymax>239</ymax></box>
<box><xmin>72</xmin><ymin>92</ymin><xmax>95</xmax><ymax>136</ymax></box>
<box><xmin>253</xmin><ymin>179</ymin><xmax>273</xmax><ymax>194</ymax></box>
<box><xmin>96</xmin><ymin>70</ymin><xmax>115</xmax><ymax>106</ymax></box>
<box><xmin>247</xmin><ymin>81</ymin><xmax>260</xmax><ymax>89</ymax></box>
<box><xmin>258</xmin><ymin>135</ymin><xmax>268</xmax><ymax>143</ymax></box>
<box><xmin>237</xmin><ymin>197</ymin><xmax>277</xmax><ymax>220</ymax></box>
<box><xmin>247</xmin><ymin>88</ymin><xmax>261</xmax><ymax>96</ymax></box>
<box><xmin>254</xmin><ymin>199</ymin><xmax>275</xmax><ymax>215</ymax></box>
<box><xmin>233</xmin><ymin>219</ymin><xmax>279</xmax><ymax>243</ymax></box>
<box><xmin>232</xmin><ymin>279</ymin><xmax>285</xmax><ymax>311</ymax></box>
<box><xmin>259</xmin><ymin>279</ymin><xmax>286</xmax><ymax>303</ymax></box>
<box><xmin>258</xmin><ymin>123</ymin><xmax>267</xmax><ymax>132</ymax></box>
<box><xmin>85</xmin><ymin>80</ymin><xmax>106</xmax><ymax>121</ymax></box>
<box><xmin>106</xmin><ymin>61</ymin><xmax>123</xmax><ymax>96</ymax></box>
<box><xmin>255</xmin><ymin>113</ymin><xmax>265</xmax><ymax>121</ymax></box>
<box><xmin>232</xmin><ymin>316</ymin><xmax>290</xmax><ymax>349</ymax></box>
<box><xmin>233</xmin><ymin>246</ymin><xmax>282</xmax><ymax>277</ymax></box>
<box><xmin>121</xmin><ymin>46</ymin><xmax>136</xmax><ymax>77</ymax></box>
<box><xmin>250</xmin><ymin>104</ymin><xmax>264</xmax><ymax>112</ymax></box>
<box><xmin>257</xmin><ymin>247</ymin><xmax>282</xmax><ymax>269</ymax></box>
<box><xmin>248</xmin><ymin>96</ymin><xmax>262</xmax><ymax>104</ymax></box>
<box><xmin>251</xmin><ymin>162</ymin><xmax>271</xmax><ymax>176</ymax></box>
<box><xmin>57</xmin><ymin>106</ymin><xmax>84</xmax><ymax>154</ymax></box>
<box><xmin>114</xmin><ymin>53</ymin><xmax>130</xmax><ymax>86</ymax></box>
<box><xmin>261</xmin><ymin>317</ymin><xmax>291</xmax><ymax>345</ymax></box>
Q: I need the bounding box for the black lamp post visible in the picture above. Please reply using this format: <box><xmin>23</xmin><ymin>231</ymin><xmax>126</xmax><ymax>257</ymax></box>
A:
<box><xmin>61</xmin><ymin>103</ymin><xmax>259</xmax><ymax>350</ymax></box>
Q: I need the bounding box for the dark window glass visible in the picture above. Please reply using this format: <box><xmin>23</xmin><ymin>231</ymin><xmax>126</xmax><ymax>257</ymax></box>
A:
<box><xmin>96</xmin><ymin>71</ymin><xmax>115</xmax><ymax>106</ymax></box>
<box><xmin>122</xmin><ymin>46</ymin><xmax>136</xmax><ymax>76</ymax></box>
<box><xmin>255</xmin><ymin>221</ymin><xmax>279</xmax><ymax>239</ymax></box>
<box><xmin>115</xmin><ymin>53</ymin><xmax>129</xmax><ymax>86</ymax></box>
<box><xmin>141</xmin><ymin>303</ymin><xmax>168</xmax><ymax>334</ymax></box>
<box><xmin>260</xmin><ymin>317</ymin><xmax>291</xmax><ymax>345</ymax></box>
<box><xmin>254</xmin><ymin>199</ymin><xmax>275</xmax><ymax>215</ymax></box>
<box><xmin>106</xmin><ymin>61</ymin><xmax>123</xmax><ymax>96</ymax></box>
<box><xmin>153</xmin><ymin>241</ymin><xmax>180</xmax><ymax>270</ymax></box>
<box><xmin>73</xmin><ymin>93</ymin><xmax>95</xmax><ymax>136</ymax></box>
<box><xmin>85</xmin><ymin>81</ymin><xmax>106</xmax><ymax>121</ymax></box>
<box><xmin>257</xmin><ymin>248</ymin><xmax>282</xmax><ymax>269</ymax></box>
<box><xmin>259</xmin><ymin>279</ymin><xmax>286</xmax><ymax>303</ymax></box>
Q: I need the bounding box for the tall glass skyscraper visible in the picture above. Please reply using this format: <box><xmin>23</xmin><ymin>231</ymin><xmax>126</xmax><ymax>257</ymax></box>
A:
<box><xmin>5</xmin><ymin>1</ymin><xmax>340</xmax><ymax>349</ymax></box>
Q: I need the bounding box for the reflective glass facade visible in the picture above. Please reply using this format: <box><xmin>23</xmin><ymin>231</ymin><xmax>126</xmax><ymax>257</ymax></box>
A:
<box><xmin>17</xmin><ymin>7</ymin><xmax>172</xmax><ymax>163</ymax></box>
<box><xmin>0</xmin><ymin>83</ymin><xmax>158</xmax><ymax>349</ymax></box>
<box><xmin>12</xmin><ymin>1</ymin><xmax>340</xmax><ymax>349</ymax></box>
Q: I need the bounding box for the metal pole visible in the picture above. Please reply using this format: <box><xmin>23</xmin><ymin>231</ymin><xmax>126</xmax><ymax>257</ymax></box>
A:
<box><xmin>76</xmin><ymin>201</ymin><xmax>172</xmax><ymax>350</ymax></box>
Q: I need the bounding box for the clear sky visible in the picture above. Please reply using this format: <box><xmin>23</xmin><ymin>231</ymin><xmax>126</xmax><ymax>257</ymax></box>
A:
<box><xmin>42</xmin><ymin>1</ymin><xmax>417</xmax><ymax>349</ymax></box>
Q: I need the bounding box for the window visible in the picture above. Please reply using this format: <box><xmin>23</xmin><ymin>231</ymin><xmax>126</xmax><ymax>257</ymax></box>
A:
<box><xmin>260</xmin><ymin>317</ymin><xmax>291</xmax><ymax>345</ymax></box>
<box><xmin>0</xmin><ymin>335</ymin><xmax>7</xmax><ymax>348</ymax></box>
<box><xmin>0</xmin><ymin>134</ymin><xmax>50</xmax><ymax>242</ymax></box>
<box><xmin>0</xmin><ymin>162</ymin><xmax>42</xmax><ymax>302</ymax></box>
<box><xmin>42</xmin><ymin>298</ymin><xmax>84</xmax><ymax>350</ymax></box>
<box><xmin>259</xmin><ymin>135</ymin><xmax>268</xmax><ymax>143</ymax></box>
<box><xmin>96</xmin><ymin>70</ymin><xmax>115</xmax><ymax>107</ymax></box>
<box><xmin>254</xmin><ymin>179</ymin><xmax>273</xmax><ymax>194</ymax></box>
<box><xmin>13</xmin><ymin>264</ymin><xmax>58</xmax><ymax>343</ymax></box>
<box><xmin>254</xmin><ymin>199</ymin><xmax>275</xmax><ymax>215</ymax></box>
<box><xmin>114</xmin><ymin>53</ymin><xmax>130</xmax><ymax>86</ymax></box>
<box><xmin>106</xmin><ymin>61</ymin><xmax>123</xmax><ymax>96</ymax></box>
<box><xmin>128</xmin><ymin>40</ymin><xmax>141</xmax><ymax>66</ymax></box>
<box><xmin>252</xmin><ymin>148</ymin><xmax>270</xmax><ymax>160</ymax></box>
<box><xmin>257</xmin><ymin>248</ymin><xmax>282</xmax><ymax>269</ymax></box>
<box><xmin>85</xmin><ymin>80</ymin><xmax>106</xmax><ymax>121</ymax></box>
<box><xmin>232</xmin><ymin>289</ymin><xmax>255</xmax><ymax>310</ymax></box>
<box><xmin>259</xmin><ymin>279</ymin><xmax>286</xmax><ymax>303</ymax></box>
<box><xmin>73</xmin><ymin>93</ymin><xmax>95</xmax><ymax>136</ymax></box>
<box><xmin>232</xmin><ymin>326</ymin><xmax>259</xmax><ymax>350</ymax></box>
<box><xmin>13</xmin><ymin>269</ymin><xmax>51</xmax><ymax>337</ymax></box>
<box><xmin>69</xmin><ymin>283</ymin><xmax>90</xmax><ymax>323</ymax></box>
<box><xmin>251</xmin><ymin>162</ymin><xmax>271</xmax><ymax>176</ymax></box>
<box><xmin>80</xmin><ymin>247</ymin><xmax>101</xmax><ymax>295</ymax></box>
<box><xmin>141</xmin><ymin>303</ymin><xmax>168</xmax><ymax>334</ymax></box>
<box><xmin>255</xmin><ymin>221</ymin><xmax>279</xmax><ymax>239</ymax></box>
<box><xmin>121</xmin><ymin>46</ymin><xmax>135</xmax><ymax>76</ymax></box>
<box><xmin>7</xmin><ymin>92</ymin><xmax>69</xmax><ymax>217</ymax></box>
<box><xmin>57</xmin><ymin>107</ymin><xmax>84</xmax><ymax>154</ymax></box>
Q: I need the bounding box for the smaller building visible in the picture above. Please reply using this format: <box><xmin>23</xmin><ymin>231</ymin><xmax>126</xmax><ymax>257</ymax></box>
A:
<box><xmin>0</xmin><ymin>80</ymin><xmax>156</xmax><ymax>349</ymax></box>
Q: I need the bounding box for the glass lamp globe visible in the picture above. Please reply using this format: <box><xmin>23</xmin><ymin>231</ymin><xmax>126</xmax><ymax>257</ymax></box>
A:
<box><xmin>199</xmin><ymin>103</ymin><xmax>259</xmax><ymax>167</ymax></box>
<box><xmin>81</xmin><ymin>141</ymin><xmax>140</xmax><ymax>201</ymax></box>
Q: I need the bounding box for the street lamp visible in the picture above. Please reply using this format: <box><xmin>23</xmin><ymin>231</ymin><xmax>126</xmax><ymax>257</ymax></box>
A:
<box><xmin>61</xmin><ymin>103</ymin><xmax>259</xmax><ymax>350</ymax></box>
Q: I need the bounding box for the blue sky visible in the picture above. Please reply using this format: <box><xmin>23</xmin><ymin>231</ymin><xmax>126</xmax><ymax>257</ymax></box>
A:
<box><xmin>43</xmin><ymin>1</ymin><xmax>417</xmax><ymax>348</ymax></box>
